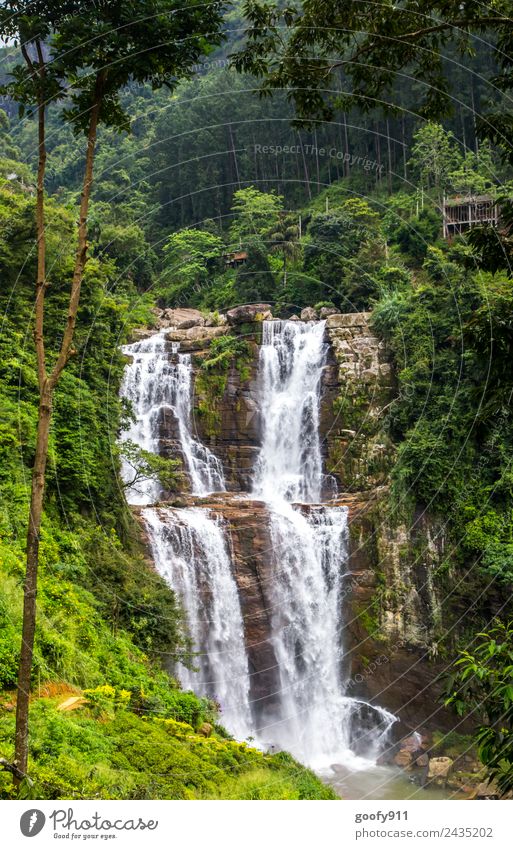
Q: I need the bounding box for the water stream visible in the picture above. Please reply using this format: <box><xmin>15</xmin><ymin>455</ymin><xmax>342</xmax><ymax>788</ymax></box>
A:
<box><xmin>252</xmin><ymin>321</ymin><xmax>395</xmax><ymax>767</ymax></box>
<box><xmin>142</xmin><ymin>505</ymin><xmax>252</xmax><ymax>740</ymax></box>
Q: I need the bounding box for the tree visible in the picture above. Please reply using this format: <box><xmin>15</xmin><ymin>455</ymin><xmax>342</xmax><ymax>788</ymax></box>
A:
<box><xmin>229</xmin><ymin>186</ymin><xmax>283</xmax><ymax>243</ymax></box>
<box><xmin>408</xmin><ymin>123</ymin><xmax>459</xmax><ymax>202</ymax></box>
<box><xmin>232</xmin><ymin>2</ymin><xmax>513</xmax><ymax>154</ymax></box>
<box><xmin>234</xmin><ymin>234</ymin><xmax>276</xmax><ymax>302</ymax></box>
<box><xmin>160</xmin><ymin>227</ymin><xmax>225</xmax><ymax>305</ymax></box>
<box><xmin>445</xmin><ymin>621</ymin><xmax>513</xmax><ymax>796</ymax></box>
<box><xmin>0</xmin><ymin>0</ymin><xmax>224</xmax><ymax>786</ymax></box>
<box><xmin>120</xmin><ymin>440</ymin><xmax>183</xmax><ymax>495</ymax></box>
<box><xmin>449</xmin><ymin>141</ymin><xmax>495</xmax><ymax>196</ymax></box>
<box><xmin>303</xmin><ymin>198</ymin><xmax>383</xmax><ymax>307</ymax></box>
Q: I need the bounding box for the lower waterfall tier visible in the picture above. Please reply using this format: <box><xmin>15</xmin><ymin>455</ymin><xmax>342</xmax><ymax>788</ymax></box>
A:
<box><xmin>139</xmin><ymin>494</ymin><xmax>397</xmax><ymax>768</ymax></box>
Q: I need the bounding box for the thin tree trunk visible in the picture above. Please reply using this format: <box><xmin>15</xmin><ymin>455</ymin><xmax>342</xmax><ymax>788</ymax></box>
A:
<box><xmin>14</xmin><ymin>73</ymin><xmax>103</xmax><ymax>782</ymax></box>
<box><xmin>386</xmin><ymin>119</ymin><xmax>393</xmax><ymax>194</ymax></box>
<box><xmin>14</xmin><ymin>41</ymin><xmax>48</xmax><ymax>782</ymax></box>
<box><xmin>343</xmin><ymin>112</ymin><xmax>350</xmax><ymax>177</ymax></box>
<box><xmin>14</xmin><ymin>385</ymin><xmax>51</xmax><ymax>779</ymax></box>
<box><xmin>298</xmin><ymin>131</ymin><xmax>312</xmax><ymax>200</ymax></box>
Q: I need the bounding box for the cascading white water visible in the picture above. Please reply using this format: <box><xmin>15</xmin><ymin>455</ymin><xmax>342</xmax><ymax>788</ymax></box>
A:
<box><xmin>142</xmin><ymin>506</ymin><xmax>252</xmax><ymax>740</ymax></box>
<box><xmin>119</xmin><ymin>330</ymin><xmax>252</xmax><ymax>737</ymax></box>
<box><xmin>120</xmin><ymin>330</ymin><xmax>225</xmax><ymax>504</ymax></box>
<box><xmin>253</xmin><ymin>320</ymin><xmax>327</xmax><ymax>503</ymax></box>
<box><xmin>253</xmin><ymin>320</ymin><xmax>396</xmax><ymax>767</ymax></box>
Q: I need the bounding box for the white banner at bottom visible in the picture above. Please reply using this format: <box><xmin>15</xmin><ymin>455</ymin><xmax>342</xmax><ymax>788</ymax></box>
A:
<box><xmin>1</xmin><ymin>799</ymin><xmax>511</xmax><ymax>848</ymax></box>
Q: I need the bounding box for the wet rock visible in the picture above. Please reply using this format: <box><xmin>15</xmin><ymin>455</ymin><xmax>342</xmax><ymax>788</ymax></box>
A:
<box><xmin>129</xmin><ymin>327</ymin><xmax>156</xmax><ymax>342</ymax></box>
<box><xmin>178</xmin><ymin>317</ymin><xmax>205</xmax><ymax>329</ymax></box>
<box><xmin>473</xmin><ymin>780</ymin><xmax>500</xmax><ymax>799</ymax></box>
<box><xmin>185</xmin><ymin>326</ymin><xmax>225</xmax><ymax>341</ymax></box>
<box><xmin>198</xmin><ymin>722</ymin><xmax>213</xmax><ymax>737</ymax></box>
<box><xmin>400</xmin><ymin>734</ymin><xmax>423</xmax><ymax>754</ymax></box>
<box><xmin>226</xmin><ymin>304</ymin><xmax>272</xmax><ymax>325</ymax></box>
<box><xmin>427</xmin><ymin>756</ymin><xmax>453</xmax><ymax>785</ymax></box>
<box><xmin>394</xmin><ymin>750</ymin><xmax>414</xmax><ymax>769</ymax></box>
<box><xmin>300</xmin><ymin>307</ymin><xmax>318</xmax><ymax>321</ymax></box>
<box><xmin>289</xmin><ymin>314</ymin><xmax>300</xmax><ymax>321</ymax></box>
<box><xmin>165</xmin><ymin>326</ymin><xmax>227</xmax><ymax>351</ymax></box>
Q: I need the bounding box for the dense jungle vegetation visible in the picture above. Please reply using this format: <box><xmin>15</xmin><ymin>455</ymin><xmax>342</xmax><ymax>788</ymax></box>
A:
<box><xmin>1</xmin><ymin>0</ymin><xmax>513</xmax><ymax>798</ymax></box>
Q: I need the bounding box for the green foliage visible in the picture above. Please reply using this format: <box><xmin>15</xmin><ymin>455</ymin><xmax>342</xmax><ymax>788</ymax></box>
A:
<box><xmin>0</xmin><ymin>698</ymin><xmax>334</xmax><ymax>800</ymax></box>
<box><xmin>120</xmin><ymin>440</ymin><xmax>183</xmax><ymax>494</ymax></box>
<box><xmin>160</xmin><ymin>228</ymin><xmax>226</xmax><ymax>306</ymax></box>
<box><xmin>303</xmin><ymin>198</ymin><xmax>384</xmax><ymax>308</ymax></box>
<box><xmin>388</xmin><ymin>207</ymin><xmax>442</xmax><ymax>264</ymax></box>
<box><xmin>0</xmin><ymin>1</ymin><xmax>226</xmax><ymax>134</ymax></box>
<box><xmin>372</xmin><ymin>242</ymin><xmax>513</xmax><ymax>597</ymax></box>
<box><xmin>408</xmin><ymin>123</ymin><xmax>459</xmax><ymax>197</ymax></box>
<box><xmin>449</xmin><ymin>141</ymin><xmax>495</xmax><ymax>196</ymax></box>
<box><xmin>445</xmin><ymin>621</ymin><xmax>513</xmax><ymax>795</ymax></box>
<box><xmin>201</xmin><ymin>335</ymin><xmax>252</xmax><ymax>373</ymax></box>
<box><xmin>229</xmin><ymin>187</ymin><xmax>283</xmax><ymax>242</ymax></box>
<box><xmin>234</xmin><ymin>234</ymin><xmax>277</xmax><ymax>303</ymax></box>
<box><xmin>195</xmin><ymin>335</ymin><xmax>253</xmax><ymax>436</ymax></box>
<box><xmin>233</xmin><ymin>2</ymin><xmax>513</xmax><ymax>160</ymax></box>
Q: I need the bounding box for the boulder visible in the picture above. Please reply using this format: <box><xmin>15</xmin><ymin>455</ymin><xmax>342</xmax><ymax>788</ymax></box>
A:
<box><xmin>300</xmin><ymin>307</ymin><xmax>318</xmax><ymax>321</ymax></box>
<box><xmin>198</xmin><ymin>722</ymin><xmax>213</xmax><ymax>738</ymax></box>
<box><xmin>399</xmin><ymin>733</ymin><xmax>423</xmax><ymax>754</ymax></box>
<box><xmin>427</xmin><ymin>756</ymin><xmax>453</xmax><ymax>785</ymax></box>
<box><xmin>474</xmin><ymin>780</ymin><xmax>500</xmax><ymax>800</ymax></box>
<box><xmin>226</xmin><ymin>304</ymin><xmax>272</xmax><ymax>325</ymax></box>
<box><xmin>185</xmin><ymin>326</ymin><xmax>226</xmax><ymax>341</ymax></box>
<box><xmin>164</xmin><ymin>308</ymin><xmax>205</xmax><ymax>328</ymax></box>
<box><xmin>319</xmin><ymin>306</ymin><xmax>340</xmax><ymax>319</ymax></box>
<box><xmin>129</xmin><ymin>327</ymin><xmax>155</xmax><ymax>342</ymax></box>
<box><xmin>289</xmin><ymin>314</ymin><xmax>300</xmax><ymax>321</ymax></box>
<box><xmin>177</xmin><ymin>317</ymin><xmax>205</xmax><ymax>330</ymax></box>
<box><xmin>326</xmin><ymin>311</ymin><xmax>372</xmax><ymax>329</ymax></box>
<box><xmin>394</xmin><ymin>750</ymin><xmax>413</xmax><ymax>769</ymax></box>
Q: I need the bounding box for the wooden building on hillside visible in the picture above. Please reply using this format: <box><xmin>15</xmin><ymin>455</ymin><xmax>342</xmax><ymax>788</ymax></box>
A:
<box><xmin>224</xmin><ymin>250</ymin><xmax>248</xmax><ymax>268</ymax></box>
<box><xmin>442</xmin><ymin>194</ymin><xmax>498</xmax><ymax>239</ymax></box>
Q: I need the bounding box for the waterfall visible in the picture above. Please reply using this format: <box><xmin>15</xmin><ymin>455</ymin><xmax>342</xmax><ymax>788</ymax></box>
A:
<box><xmin>120</xmin><ymin>330</ymin><xmax>225</xmax><ymax>503</ymax></box>
<box><xmin>142</xmin><ymin>506</ymin><xmax>252</xmax><ymax>740</ymax></box>
<box><xmin>120</xmin><ymin>330</ymin><xmax>251</xmax><ymax>737</ymax></box>
<box><xmin>253</xmin><ymin>320</ymin><xmax>396</xmax><ymax>767</ymax></box>
<box><xmin>119</xmin><ymin>320</ymin><xmax>396</xmax><ymax>768</ymax></box>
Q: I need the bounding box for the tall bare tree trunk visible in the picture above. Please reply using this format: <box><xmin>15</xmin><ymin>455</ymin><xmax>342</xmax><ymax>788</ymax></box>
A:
<box><xmin>14</xmin><ymin>74</ymin><xmax>103</xmax><ymax>782</ymax></box>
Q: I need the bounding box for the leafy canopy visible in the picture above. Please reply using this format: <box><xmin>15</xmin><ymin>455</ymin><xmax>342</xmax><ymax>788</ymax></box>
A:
<box><xmin>232</xmin><ymin>1</ymin><xmax>513</xmax><ymax>156</ymax></box>
<box><xmin>0</xmin><ymin>0</ymin><xmax>226</xmax><ymax>132</ymax></box>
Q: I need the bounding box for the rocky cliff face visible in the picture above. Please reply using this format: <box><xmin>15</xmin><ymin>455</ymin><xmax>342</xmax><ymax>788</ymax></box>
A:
<box><xmin>148</xmin><ymin>307</ymin><xmax>454</xmax><ymax>731</ymax></box>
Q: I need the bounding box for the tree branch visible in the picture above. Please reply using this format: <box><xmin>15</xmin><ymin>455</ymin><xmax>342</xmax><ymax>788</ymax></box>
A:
<box><xmin>49</xmin><ymin>69</ymin><xmax>107</xmax><ymax>389</ymax></box>
<box><xmin>0</xmin><ymin>757</ymin><xmax>29</xmax><ymax>783</ymax></box>
<box><xmin>313</xmin><ymin>16</ymin><xmax>511</xmax><ymax>75</ymax></box>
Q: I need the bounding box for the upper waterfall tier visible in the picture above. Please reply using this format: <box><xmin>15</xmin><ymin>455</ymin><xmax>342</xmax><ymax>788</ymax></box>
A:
<box><xmin>120</xmin><ymin>330</ymin><xmax>225</xmax><ymax>504</ymax></box>
<box><xmin>253</xmin><ymin>319</ymin><xmax>333</xmax><ymax>503</ymax></box>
